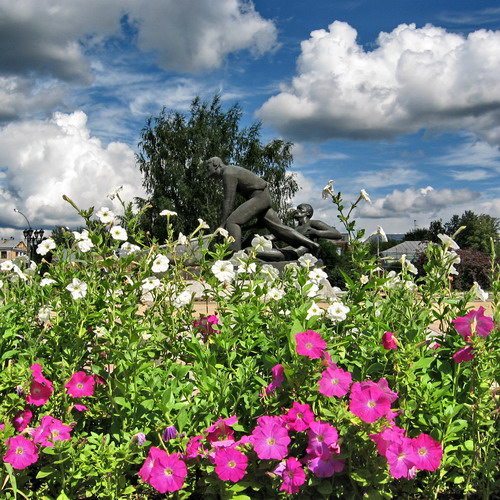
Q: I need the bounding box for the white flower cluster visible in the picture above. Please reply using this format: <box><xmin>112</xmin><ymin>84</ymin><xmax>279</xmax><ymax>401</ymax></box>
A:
<box><xmin>36</xmin><ymin>238</ymin><xmax>56</xmax><ymax>256</ymax></box>
<box><xmin>73</xmin><ymin>229</ymin><xmax>94</xmax><ymax>253</ymax></box>
<box><xmin>66</xmin><ymin>278</ymin><xmax>88</xmax><ymax>300</ymax></box>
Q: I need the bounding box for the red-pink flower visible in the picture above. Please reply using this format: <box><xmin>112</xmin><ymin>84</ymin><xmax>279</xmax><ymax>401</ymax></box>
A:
<box><xmin>184</xmin><ymin>435</ymin><xmax>204</xmax><ymax>459</ymax></box>
<box><xmin>65</xmin><ymin>371</ymin><xmax>95</xmax><ymax>398</ymax></box>
<box><xmin>138</xmin><ymin>446</ymin><xmax>165</xmax><ymax>483</ymax></box>
<box><xmin>283</xmin><ymin>402</ymin><xmax>315</xmax><ymax>432</ymax></box>
<box><xmin>3</xmin><ymin>435</ymin><xmax>39</xmax><ymax>469</ymax></box>
<box><xmin>382</xmin><ymin>331</ymin><xmax>397</xmax><ymax>350</ymax></box>
<box><xmin>307</xmin><ymin>455</ymin><xmax>345</xmax><ymax>478</ymax></box>
<box><xmin>73</xmin><ymin>404</ymin><xmax>88</xmax><ymax>412</ymax></box>
<box><xmin>369</xmin><ymin>426</ymin><xmax>406</xmax><ymax>457</ymax></box>
<box><xmin>148</xmin><ymin>452</ymin><xmax>187</xmax><ymax>493</ymax></box>
<box><xmin>318</xmin><ymin>366</ymin><xmax>352</xmax><ymax>397</ymax></box>
<box><xmin>349</xmin><ymin>384</ymin><xmax>392</xmax><ymax>423</ymax></box>
<box><xmin>12</xmin><ymin>407</ymin><xmax>33</xmax><ymax>432</ymax></box>
<box><xmin>385</xmin><ymin>438</ymin><xmax>416</xmax><ymax>479</ymax></box>
<box><xmin>295</xmin><ymin>330</ymin><xmax>326</xmax><ymax>359</ymax></box>
<box><xmin>250</xmin><ymin>418</ymin><xmax>290</xmax><ymax>460</ymax></box>
<box><xmin>26</xmin><ymin>381</ymin><xmax>53</xmax><ymax>406</ymax></box>
<box><xmin>410</xmin><ymin>433</ymin><xmax>442</xmax><ymax>471</ymax></box>
<box><xmin>452</xmin><ymin>307</ymin><xmax>494</xmax><ymax>341</ymax></box>
<box><xmin>306</xmin><ymin>421</ymin><xmax>339</xmax><ymax>457</ymax></box>
<box><xmin>453</xmin><ymin>345</ymin><xmax>475</xmax><ymax>363</ymax></box>
<box><xmin>205</xmin><ymin>416</ymin><xmax>237</xmax><ymax>447</ymax></box>
<box><xmin>30</xmin><ymin>364</ymin><xmax>53</xmax><ymax>389</ymax></box>
<box><xmin>280</xmin><ymin>457</ymin><xmax>306</xmax><ymax>495</ymax></box>
<box><xmin>193</xmin><ymin>314</ymin><xmax>221</xmax><ymax>340</ymax></box>
<box><xmin>214</xmin><ymin>446</ymin><xmax>248</xmax><ymax>482</ymax></box>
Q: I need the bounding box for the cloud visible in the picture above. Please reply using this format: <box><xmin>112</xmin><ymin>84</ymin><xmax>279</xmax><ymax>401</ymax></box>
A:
<box><xmin>0</xmin><ymin>111</ymin><xmax>145</xmax><ymax>230</ymax></box>
<box><xmin>356</xmin><ymin>167</ymin><xmax>425</xmax><ymax>188</ymax></box>
<box><xmin>356</xmin><ymin>186</ymin><xmax>480</xmax><ymax>218</ymax></box>
<box><xmin>257</xmin><ymin>21</ymin><xmax>500</xmax><ymax>144</ymax></box>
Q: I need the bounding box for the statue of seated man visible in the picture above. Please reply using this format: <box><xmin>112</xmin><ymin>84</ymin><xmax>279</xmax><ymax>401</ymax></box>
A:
<box><xmin>205</xmin><ymin>157</ymin><xmax>319</xmax><ymax>253</ymax></box>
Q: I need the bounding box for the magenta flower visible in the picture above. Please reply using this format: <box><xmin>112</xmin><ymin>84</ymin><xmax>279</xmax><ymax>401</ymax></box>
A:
<box><xmin>138</xmin><ymin>447</ymin><xmax>166</xmax><ymax>483</ymax></box>
<box><xmin>349</xmin><ymin>384</ymin><xmax>392</xmax><ymax>423</ymax></box>
<box><xmin>452</xmin><ymin>307</ymin><xmax>494</xmax><ymax>341</ymax></box>
<box><xmin>193</xmin><ymin>314</ymin><xmax>221</xmax><ymax>340</ymax></box>
<box><xmin>32</xmin><ymin>415</ymin><xmax>72</xmax><ymax>447</ymax></box>
<box><xmin>283</xmin><ymin>402</ymin><xmax>315</xmax><ymax>432</ymax></box>
<box><xmin>214</xmin><ymin>446</ymin><xmax>248</xmax><ymax>482</ymax></box>
<box><xmin>307</xmin><ymin>455</ymin><xmax>345</xmax><ymax>478</ymax></box>
<box><xmin>385</xmin><ymin>438</ymin><xmax>416</xmax><ymax>479</ymax></box>
<box><xmin>26</xmin><ymin>381</ymin><xmax>53</xmax><ymax>406</ymax></box>
<box><xmin>295</xmin><ymin>330</ymin><xmax>326</xmax><ymax>359</ymax></box>
<box><xmin>318</xmin><ymin>366</ymin><xmax>352</xmax><ymax>397</ymax></box>
<box><xmin>280</xmin><ymin>457</ymin><xmax>306</xmax><ymax>495</ymax></box>
<box><xmin>65</xmin><ymin>371</ymin><xmax>95</xmax><ymax>398</ymax></box>
<box><xmin>3</xmin><ymin>435</ymin><xmax>39</xmax><ymax>469</ymax></box>
<box><xmin>184</xmin><ymin>435</ymin><xmax>204</xmax><ymax>459</ymax></box>
<box><xmin>251</xmin><ymin>418</ymin><xmax>290</xmax><ymax>460</ymax></box>
<box><xmin>376</xmin><ymin>378</ymin><xmax>399</xmax><ymax>404</ymax></box>
<box><xmin>410</xmin><ymin>433</ymin><xmax>443</xmax><ymax>471</ymax></box>
<box><xmin>30</xmin><ymin>364</ymin><xmax>53</xmax><ymax>389</ymax></box>
<box><xmin>12</xmin><ymin>407</ymin><xmax>33</xmax><ymax>432</ymax></box>
<box><xmin>306</xmin><ymin>421</ymin><xmax>339</xmax><ymax>457</ymax></box>
<box><xmin>453</xmin><ymin>345</ymin><xmax>475</xmax><ymax>363</ymax></box>
<box><xmin>382</xmin><ymin>331</ymin><xmax>397</xmax><ymax>350</ymax></box>
<box><xmin>205</xmin><ymin>416</ymin><xmax>237</xmax><ymax>446</ymax></box>
<box><xmin>264</xmin><ymin>364</ymin><xmax>285</xmax><ymax>396</ymax></box>
<box><xmin>73</xmin><ymin>404</ymin><xmax>88</xmax><ymax>412</ymax></box>
<box><xmin>149</xmin><ymin>452</ymin><xmax>187</xmax><ymax>493</ymax></box>
<box><xmin>369</xmin><ymin>426</ymin><xmax>406</xmax><ymax>457</ymax></box>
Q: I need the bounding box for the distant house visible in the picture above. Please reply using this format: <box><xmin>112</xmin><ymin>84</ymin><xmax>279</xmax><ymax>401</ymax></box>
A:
<box><xmin>0</xmin><ymin>238</ymin><xmax>27</xmax><ymax>261</ymax></box>
<box><xmin>379</xmin><ymin>240</ymin><xmax>428</xmax><ymax>262</ymax></box>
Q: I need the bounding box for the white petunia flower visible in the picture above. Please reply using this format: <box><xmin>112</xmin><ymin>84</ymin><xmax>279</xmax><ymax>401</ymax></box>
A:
<box><xmin>211</xmin><ymin>260</ymin><xmax>235</xmax><ymax>283</ymax></box>
<box><xmin>306</xmin><ymin>302</ymin><xmax>324</xmax><ymax>320</ymax></box>
<box><xmin>360</xmin><ymin>274</ymin><xmax>369</xmax><ymax>285</ymax></box>
<box><xmin>0</xmin><ymin>279</ymin><xmax>3</xmax><ymax>289</ymax></box>
<box><xmin>110</xmin><ymin>226</ymin><xmax>128</xmax><ymax>241</ymax></box>
<box><xmin>160</xmin><ymin>209</ymin><xmax>177</xmax><ymax>217</ymax></box>
<box><xmin>308</xmin><ymin>268</ymin><xmax>328</xmax><ymax>284</ymax></box>
<box><xmin>107</xmin><ymin>186</ymin><xmax>123</xmax><ymax>200</ymax></box>
<box><xmin>298</xmin><ymin>253</ymin><xmax>318</xmax><ymax>268</ymax></box>
<box><xmin>471</xmin><ymin>281</ymin><xmax>488</xmax><ymax>301</ymax></box>
<box><xmin>172</xmin><ymin>290</ymin><xmax>193</xmax><ymax>308</ymax></box>
<box><xmin>438</xmin><ymin>234</ymin><xmax>459</xmax><ymax>250</ymax></box>
<box><xmin>141</xmin><ymin>276</ymin><xmax>161</xmax><ymax>292</ymax></box>
<box><xmin>326</xmin><ymin>301</ymin><xmax>350</xmax><ymax>322</ymax></box>
<box><xmin>251</xmin><ymin>234</ymin><xmax>273</xmax><ymax>252</ymax></box>
<box><xmin>1</xmin><ymin>260</ymin><xmax>14</xmax><ymax>271</ymax></box>
<box><xmin>118</xmin><ymin>242</ymin><xmax>140</xmax><ymax>257</ymax></box>
<box><xmin>38</xmin><ymin>307</ymin><xmax>52</xmax><ymax>323</ymax></box>
<box><xmin>264</xmin><ymin>286</ymin><xmax>285</xmax><ymax>301</ymax></box>
<box><xmin>305</xmin><ymin>281</ymin><xmax>320</xmax><ymax>298</ymax></box>
<box><xmin>66</xmin><ymin>278</ymin><xmax>88</xmax><ymax>299</ymax></box>
<box><xmin>96</xmin><ymin>207</ymin><xmax>116</xmax><ymax>224</ymax></box>
<box><xmin>151</xmin><ymin>254</ymin><xmax>170</xmax><ymax>273</ymax></box>
<box><xmin>176</xmin><ymin>232</ymin><xmax>188</xmax><ymax>246</ymax></box>
<box><xmin>73</xmin><ymin>230</ymin><xmax>94</xmax><ymax>253</ymax></box>
<box><xmin>40</xmin><ymin>278</ymin><xmax>56</xmax><ymax>286</ymax></box>
<box><xmin>322</xmin><ymin>180</ymin><xmax>335</xmax><ymax>199</ymax></box>
<box><xmin>359</xmin><ymin>189</ymin><xmax>371</xmax><ymax>203</ymax></box>
<box><xmin>260</xmin><ymin>264</ymin><xmax>279</xmax><ymax>282</ymax></box>
<box><xmin>36</xmin><ymin>238</ymin><xmax>56</xmax><ymax>256</ymax></box>
<box><xmin>197</xmin><ymin>218</ymin><xmax>209</xmax><ymax>229</ymax></box>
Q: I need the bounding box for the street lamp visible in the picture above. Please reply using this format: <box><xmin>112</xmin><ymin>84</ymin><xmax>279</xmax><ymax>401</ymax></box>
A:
<box><xmin>13</xmin><ymin>208</ymin><xmax>44</xmax><ymax>260</ymax></box>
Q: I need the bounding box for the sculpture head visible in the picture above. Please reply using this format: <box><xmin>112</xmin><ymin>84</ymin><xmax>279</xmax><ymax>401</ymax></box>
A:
<box><xmin>295</xmin><ymin>203</ymin><xmax>314</xmax><ymax>222</ymax></box>
<box><xmin>205</xmin><ymin>157</ymin><xmax>225</xmax><ymax>177</ymax></box>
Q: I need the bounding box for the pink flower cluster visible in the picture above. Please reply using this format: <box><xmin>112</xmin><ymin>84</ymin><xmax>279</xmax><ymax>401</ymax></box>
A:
<box><xmin>370</xmin><ymin>426</ymin><xmax>442</xmax><ymax>479</ymax></box>
<box><xmin>26</xmin><ymin>363</ymin><xmax>53</xmax><ymax>406</ymax></box>
<box><xmin>452</xmin><ymin>307</ymin><xmax>494</xmax><ymax>363</ymax></box>
<box><xmin>349</xmin><ymin>378</ymin><xmax>399</xmax><ymax>423</ymax></box>
<box><xmin>193</xmin><ymin>314</ymin><xmax>221</xmax><ymax>341</ymax></box>
<box><xmin>3</xmin><ymin>414</ymin><xmax>73</xmax><ymax>469</ymax></box>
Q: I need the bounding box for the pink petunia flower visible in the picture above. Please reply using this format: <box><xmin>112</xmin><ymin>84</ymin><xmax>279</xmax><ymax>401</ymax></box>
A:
<box><xmin>73</xmin><ymin>404</ymin><xmax>88</xmax><ymax>412</ymax></box>
<box><xmin>349</xmin><ymin>384</ymin><xmax>392</xmax><ymax>423</ymax></box>
<box><xmin>30</xmin><ymin>364</ymin><xmax>53</xmax><ymax>389</ymax></box>
<box><xmin>452</xmin><ymin>307</ymin><xmax>494</xmax><ymax>341</ymax></box>
<box><xmin>205</xmin><ymin>416</ymin><xmax>237</xmax><ymax>447</ymax></box>
<box><xmin>3</xmin><ymin>435</ymin><xmax>39</xmax><ymax>469</ymax></box>
<box><xmin>318</xmin><ymin>366</ymin><xmax>352</xmax><ymax>398</ymax></box>
<box><xmin>184</xmin><ymin>435</ymin><xmax>204</xmax><ymax>459</ymax></box>
<box><xmin>12</xmin><ymin>407</ymin><xmax>33</xmax><ymax>432</ymax></box>
<box><xmin>283</xmin><ymin>402</ymin><xmax>315</xmax><ymax>432</ymax></box>
<box><xmin>306</xmin><ymin>421</ymin><xmax>339</xmax><ymax>457</ymax></box>
<box><xmin>264</xmin><ymin>364</ymin><xmax>285</xmax><ymax>396</ymax></box>
<box><xmin>32</xmin><ymin>415</ymin><xmax>72</xmax><ymax>447</ymax></box>
<box><xmin>385</xmin><ymin>438</ymin><xmax>417</xmax><ymax>479</ymax></box>
<box><xmin>295</xmin><ymin>330</ymin><xmax>327</xmax><ymax>359</ymax></box>
<box><xmin>280</xmin><ymin>457</ymin><xmax>306</xmax><ymax>495</ymax></box>
<box><xmin>410</xmin><ymin>433</ymin><xmax>443</xmax><ymax>471</ymax></box>
<box><xmin>382</xmin><ymin>331</ymin><xmax>398</xmax><ymax>350</ymax></box>
<box><xmin>26</xmin><ymin>381</ymin><xmax>53</xmax><ymax>406</ymax></box>
<box><xmin>250</xmin><ymin>418</ymin><xmax>290</xmax><ymax>460</ymax></box>
<box><xmin>214</xmin><ymin>446</ymin><xmax>248</xmax><ymax>482</ymax></box>
<box><xmin>65</xmin><ymin>371</ymin><xmax>95</xmax><ymax>398</ymax></box>
<box><xmin>138</xmin><ymin>446</ymin><xmax>166</xmax><ymax>483</ymax></box>
<box><xmin>369</xmin><ymin>426</ymin><xmax>406</xmax><ymax>457</ymax></box>
<box><xmin>307</xmin><ymin>455</ymin><xmax>345</xmax><ymax>478</ymax></box>
<box><xmin>453</xmin><ymin>345</ymin><xmax>475</xmax><ymax>363</ymax></box>
<box><xmin>148</xmin><ymin>452</ymin><xmax>187</xmax><ymax>493</ymax></box>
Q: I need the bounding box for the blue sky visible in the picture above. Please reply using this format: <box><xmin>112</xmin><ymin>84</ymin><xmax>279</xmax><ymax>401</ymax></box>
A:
<box><xmin>1</xmin><ymin>0</ymin><xmax>499</xmax><ymax>239</ymax></box>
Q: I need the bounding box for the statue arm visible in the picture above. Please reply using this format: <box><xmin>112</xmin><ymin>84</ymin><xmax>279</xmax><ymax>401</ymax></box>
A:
<box><xmin>221</xmin><ymin>174</ymin><xmax>238</xmax><ymax>226</ymax></box>
<box><xmin>308</xmin><ymin>220</ymin><xmax>342</xmax><ymax>240</ymax></box>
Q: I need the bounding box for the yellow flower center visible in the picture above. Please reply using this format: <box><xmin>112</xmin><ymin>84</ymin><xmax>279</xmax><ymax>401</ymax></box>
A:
<box><xmin>267</xmin><ymin>437</ymin><xmax>276</xmax><ymax>446</ymax></box>
<box><xmin>16</xmin><ymin>447</ymin><xmax>24</xmax><ymax>455</ymax></box>
<box><xmin>228</xmin><ymin>460</ymin><xmax>236</xmax><ymax>469</ymax></box>
<box><xmin>164</xmin><ymin>467</ymin><xmax>173</xmax><ymax>476</ymax></box>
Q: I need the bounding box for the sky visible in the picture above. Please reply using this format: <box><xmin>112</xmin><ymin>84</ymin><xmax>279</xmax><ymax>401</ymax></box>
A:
<box><xmin>1</xmin><ymin>0</ymin><xmax>500</xmax><ymax>241</ymax></box>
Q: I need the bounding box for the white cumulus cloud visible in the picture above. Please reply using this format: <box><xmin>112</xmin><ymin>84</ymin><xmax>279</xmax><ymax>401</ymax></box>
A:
<box><xmin>0</xmin><ymin>111</ymin><xmax>145</xmax><ymax>231</ymax></box>
<box><xmin>257</xmin><ymin>21</ymin><xmax>500</xmax><ymax>144</ymax></box>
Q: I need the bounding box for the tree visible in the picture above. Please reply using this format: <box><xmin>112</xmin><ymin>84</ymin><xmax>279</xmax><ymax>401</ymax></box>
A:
<box><xmin>403</xmin><ymin>220</ymin><xmax>444</xmax><ymax>243</ymax></box>
<box><xmin>136</xmin><ymin>95</ymin><xmax>298</xmax><ymax>241</ymax></box>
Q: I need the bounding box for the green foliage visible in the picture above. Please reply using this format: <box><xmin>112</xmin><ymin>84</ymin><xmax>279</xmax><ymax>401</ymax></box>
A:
<box><xmin>136</xmin><ymin>94</ymin><xmax>297</xmax><ymax>242</ymax></box>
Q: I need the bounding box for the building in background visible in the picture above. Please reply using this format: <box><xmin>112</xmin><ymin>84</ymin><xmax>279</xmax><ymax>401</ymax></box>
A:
<box><xmin>0</xmin><ymin>238</ymin><xmax>27</xmax><ymax>261</ymax></box>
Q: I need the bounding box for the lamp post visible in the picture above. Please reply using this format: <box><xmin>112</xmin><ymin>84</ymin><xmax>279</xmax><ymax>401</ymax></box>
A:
<box><xmin>13</xmin><ymin>208</ymin><xmax>44</xmax><ymax>260</ymax></box>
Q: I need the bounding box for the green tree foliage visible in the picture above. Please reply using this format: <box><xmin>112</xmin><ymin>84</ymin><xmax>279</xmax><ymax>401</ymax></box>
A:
<box><xmin>136</xmin><ymin>94</ymin><xmax>297</xmax><ymax>241</ymax></box>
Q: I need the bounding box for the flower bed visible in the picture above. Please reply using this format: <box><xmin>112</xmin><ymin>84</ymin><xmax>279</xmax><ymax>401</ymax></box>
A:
<box><xmin>0</xmin><ymin>193</ymin><xmax>498</xmax><ymax>499</ymax></box>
